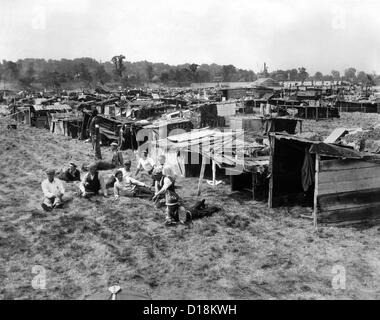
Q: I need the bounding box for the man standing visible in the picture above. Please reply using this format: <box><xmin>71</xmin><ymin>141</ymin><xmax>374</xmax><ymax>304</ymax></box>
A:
<box><xmin>83</xmin><ymin>142</ymin><xmax>124</xmax><ymax>171</ymax></box>
<box><xmin>79</xmin><ymin>163</ymin><xmax>108</xmax><ymax>198</ymax></box>
<box><xmin>41</xmin><ymin>168</ymin><xmax>65</xmax><ymax>211</ymax></box>
<box><xmin>110</xmin><ymin>142</ymin><xmax>124</xmax><ymax>168</ymax></box>
<box><xmin>89</xmin><ymin>109</ymin><xmax>102</xmax><ymax>160</ymax></box>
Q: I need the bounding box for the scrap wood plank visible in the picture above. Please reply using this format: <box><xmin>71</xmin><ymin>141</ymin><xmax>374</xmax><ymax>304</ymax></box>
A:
<box><xmin>318</xmin><ymin>188</ymin><xmax>380</xmax><ymax>207</ymax></box>
<box><xmin>323</xmin><ymin>128</ymin><xmax>348</xmax><ymax>143</ymax></box>
<box><xmin>319</xmin><ymin>200</ymin><xmax>380</xmax><ymax>212</ymax></box>
<box><xmin>318</xmin><ymin>204</ymin><xmax>380</xmax><ymax>224</ymax></box>
<box><xmin>318</xmin><ymin>176</ymin><xmax>380</xmax><ymax>195</ymax></box>
<box><xmin>318</xmin><ymin>166</ymin><xmax>380</xmax><ymax>184</ymax></box>
<box><xmin>319</xmin><ymin>159</ymin><xmax>380</xmax><ymax>172</ymax></box>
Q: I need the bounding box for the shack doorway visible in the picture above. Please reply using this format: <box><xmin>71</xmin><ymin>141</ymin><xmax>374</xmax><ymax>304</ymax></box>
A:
<box><xmin>269</xmin><ymin>136</ymin><xmax>315</xmax><ymax>208</ymax></box>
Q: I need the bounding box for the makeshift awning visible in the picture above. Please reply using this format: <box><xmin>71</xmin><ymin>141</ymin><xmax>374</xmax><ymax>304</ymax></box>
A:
<box><xmin>154</xmin><ymin>128</ymin><xmax>268</xmax><ymax>171</ymax></box>
<box><xmin>273</xmin><ymin>133</ymin><xmax>380</xmax><ymax>160</ymax></box>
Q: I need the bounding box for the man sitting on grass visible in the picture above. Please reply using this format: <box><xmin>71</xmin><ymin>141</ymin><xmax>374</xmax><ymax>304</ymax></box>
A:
<box><xmin>79</xmin><ymin>163</ymin><xmax>108</xmax><ymax>198</ymax></box>
<box><xmin>58</xmin><ymin>162</ymin><xmax>81</xmax><ymax>182</ymax></box>
<box><xmin>113</xmin><ymin>170</ymin><xmax>152</xmax><ymax>200</ymax></box>
<box><xmin>135</xmin><ymin>150</ymin><xmax>155</xmax><ymax>177</ymax></box>
<box><xmin>41</xmin><ymin>168</ymin><xmax>65</xmax><ymax>211</ymax></box>
<box><xmin>120</xmin><ymin>160</ymin><xmax>133</xmax><ymax>178</ymax></box>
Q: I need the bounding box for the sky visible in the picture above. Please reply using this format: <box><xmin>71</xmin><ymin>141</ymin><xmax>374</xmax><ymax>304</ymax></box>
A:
<box><xmin>0</xmin><ymin>0</ymin><xmax>379</xmax><ymax>74</ymax></box>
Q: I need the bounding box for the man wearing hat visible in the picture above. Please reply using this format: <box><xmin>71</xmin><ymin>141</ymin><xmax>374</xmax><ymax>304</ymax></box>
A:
<box><xmin>58</xmin><ymin>162</ymin><xmax>81</xmax><ymax>182</ymax></box>
<box><xmin>79</xmin><ymin>163</ymin><xmax>108</xmax><ymax>198</ymax></box>
<box><xmin>41</xmin><ymin>168</ymin><xmax>65</xmax><ymax>211</ymax></box>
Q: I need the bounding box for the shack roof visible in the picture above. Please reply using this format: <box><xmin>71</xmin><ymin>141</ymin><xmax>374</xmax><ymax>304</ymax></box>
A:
<box><xmin>143</xmin><ymin>118</ymin><xmax>192</xmax><ymax>129</ymax></box>
<box><xmin>33</xmin><ymin>104</ymin><xmax>72</xmax><ymax>112</ymax></box>
<box><xmin>273</xmin><ymin>133</ymin><xmax>380</xmax><ymax>160</ymax></box>
<box><xmin>155</xmin><ymin>128</ymin><xmax>268</xmax><ymax>171</ymax></box>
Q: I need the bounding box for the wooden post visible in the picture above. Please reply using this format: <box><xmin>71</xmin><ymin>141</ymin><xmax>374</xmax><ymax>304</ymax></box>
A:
<box><xmin>268</xmin><ymin>135</ymin><xmax>275</xmax><ymax>208</ymax></box>
<box><xmin>197</xmin><ymin>155</ymin><xmax>206</xmax><ymax>196</ymax></box>
<box><xmin>252</xmin><ymin>171</ymin><xmax>256</xmax><ymax>200</ymax></box>
<box><xmin>95</xmin><ymin>124</ymin><xmax>102</xmax><ymax>160</ymax></box>
<box><xmin>315</xmin><ymin>105</ymin><xmax>318</xmax><ymax>121</ymax></box>
<box><xmin>212</xmin><ymin>159</ymin><xmax>216</xmax><ymax>186</ymax></box>
<box><xmin>313</xmin><ymin>155</ymin><xmax>320</xmax><ymax>231</ymax></box>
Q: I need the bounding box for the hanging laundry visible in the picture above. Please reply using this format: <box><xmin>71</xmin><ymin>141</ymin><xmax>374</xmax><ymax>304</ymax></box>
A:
<box><xmin>301</xmin><ymin>148</ymin><xmax>315</xmax><ymax>192</ymax></box>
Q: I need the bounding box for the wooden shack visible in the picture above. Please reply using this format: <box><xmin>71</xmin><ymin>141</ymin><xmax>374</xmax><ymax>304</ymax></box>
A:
<box><xmin>230</xmin><ymin>116</ymin><xmax>302</xmax><ymax>135</ymax></box>
<box><xmin>269</xmin><ymin>133</ymin><xmax>380</xmax><ymax>225</ymax></box>
<box><xmin>219</xmin><ymin>88</ymin><xmax>248</xmax><ymax>100</ymax></box>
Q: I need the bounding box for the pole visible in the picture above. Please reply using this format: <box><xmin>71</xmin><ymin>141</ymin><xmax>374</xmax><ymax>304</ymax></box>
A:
<box><xmin>313</xmin><ymin>155</ymin><xmax>320</xmax><ymax>231</ymax></box>
<box><xmin>212</xmin><ymin>159</ymin><xmax>216</xmax><ymax>186</ymax></box>
<box><xmin>197</xmin><ymin>155</ymin><xmax>206</xmax><ymax>196</ymax></box>
<box><xmin>94</xmin><ymin>124</ymin><xmax>102</xmax><ymax>160</ymax></box>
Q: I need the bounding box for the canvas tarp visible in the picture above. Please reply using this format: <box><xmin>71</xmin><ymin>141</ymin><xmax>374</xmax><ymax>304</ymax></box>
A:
<box><xmin>150</xmin><ymin>128</ymin><xmax>268</xmax><ymax>175</ymax></box>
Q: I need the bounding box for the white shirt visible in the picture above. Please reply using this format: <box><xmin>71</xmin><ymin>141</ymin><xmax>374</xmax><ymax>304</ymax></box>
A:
<box><xmin>41</xmin><ymin>178</ymin><xmax>65</xmax><ymax>198</ymax></box>
<box><xmin>120</xmin><ymin>168</ymin><xmax>132</xmax><ymax>179</ymax></box>
<box><xmin>137</xmin><ymin>157</ymin><xmax>155</xmax><ymax>172</ymax></box>
<box><xmin>114</xmin><ymin>176</ymin><xmax>146</xmax><ymax>196</ymax></box>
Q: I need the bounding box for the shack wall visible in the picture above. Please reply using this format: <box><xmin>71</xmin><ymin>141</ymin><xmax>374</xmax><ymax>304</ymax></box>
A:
<box><xmin>316</xmin><ymin>159</ymin><xmax>380</xmax><ymax>224</ymax></box>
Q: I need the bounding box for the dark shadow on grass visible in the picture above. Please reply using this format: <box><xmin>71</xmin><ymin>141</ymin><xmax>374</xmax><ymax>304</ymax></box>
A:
<box><xmin>225</xmin><ymin>191</ymin><xmax>254</xmax><ymax>204</ymax></box>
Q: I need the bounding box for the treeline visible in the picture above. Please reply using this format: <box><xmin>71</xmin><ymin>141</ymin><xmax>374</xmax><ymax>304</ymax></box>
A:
<box><xmin>267</xmin><ymin>67</ymin><xmax>378</xmax><ymax>85</ymax></box>
<box><xmin>0</xmin><ymin>57</ymin><xmax>257</xmax><ymax>89</ymax></box>
<box><xmin>0</xmin><ymin>56</ymin><xmax>378</xmax><ymax>90</ymax></box>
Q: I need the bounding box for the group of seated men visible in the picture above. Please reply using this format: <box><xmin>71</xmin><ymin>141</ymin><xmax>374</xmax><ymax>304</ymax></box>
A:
<box><xmin>41</xmin><ymin>146</ymin><xmax>166</xmax><ymax>211</ymax></box>
<box><xmin>40</xmin><ymin>146</ymin><xmax>221</xmax><ymax>224</ymax></box>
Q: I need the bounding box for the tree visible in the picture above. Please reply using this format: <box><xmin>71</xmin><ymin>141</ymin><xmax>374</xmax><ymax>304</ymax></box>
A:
<box><xmin>331</xmin><ymin>70</ymin><xmax>340</xmax><ymax>80</ymax></box>
<box><xmin>344</xmin><ymin>67</ymin><xmax>357</xmax><ymax>82</ymax></box>
<box><xmin>297</xmin><ymin>67</ymin><xmax>309</xmax><ymax>82</ymax></box>
<box><xmin>40</xmin><ymin>71</ymin><xmax>61</xmax><ymax>88</ymax></box>
<box><xmin>222</xmin><ymin>65</ymin><xmax>236</xmax><ymax>82</ymax></box>
<box><xmin>3</xmin><ymin>61</ymin><xmax>19</xmax><ymax>81</ymax></box>
<box><xmin>197</xmin><ymin>69</ymin><xmax>211</xmax><ymax>83</ymax></box>
<box><xmin>146</xmin><ymin>63</ymin><xmax>154</xmax><ymax>82</ymax></box>
<box><xmin>314</xmin><ymin>71</ymin><xmax>323</xmax><ymax>81</ymax></box>
<box><xmin>270</xmin><ymin>70</ymin><xmax>288</xmax><ymax>81</ymax></box>
<box><xmin>19</xmin><ymin>63</ymin><xmax>35</xmax><ymax>88</ymax></box>
<box><xmin>94</xmin><ymin>65</ymin><xmax>111</xmax><ymax>84</ymax></box>
<box><xmin>357</xmin><ymin>71</ymin><xmax>369</xmax><ymax>84</ymax></box>
<box><xmin>159</xmin><ymin>71</ymin><xmax>169</xmax><ymax>83</ymax></box>
<box><xmin>188</xmin><ymin>63</ymin><xmax>199</xmax><ymax>82</ymax></box>
<box><xmin>288</xmin><ymin>69</ymin><xmax>298</xmax><ymax>81</ymax></box>
<box><xmin>77</xmin><ymin>63</ymin><xmax>92</xmax><ymax>84</ymax></box>
<box><xmin>111</xmin><ymin>55</ymin><xmax>126</xmax><ymax>78</ymax></box>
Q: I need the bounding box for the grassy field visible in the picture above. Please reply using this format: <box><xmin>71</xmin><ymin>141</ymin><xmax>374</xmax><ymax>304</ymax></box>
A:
<box><xmin>1</xmin><ymin>113</ymin><xmax>380</xmax><ymax>300</ymax></box>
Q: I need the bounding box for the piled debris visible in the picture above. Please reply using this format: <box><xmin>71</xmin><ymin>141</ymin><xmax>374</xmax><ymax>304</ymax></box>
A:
<box><xmin>341</xmin><ymin>127</ymin><xmax>380</xmax><ymax>153</ymax></box>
